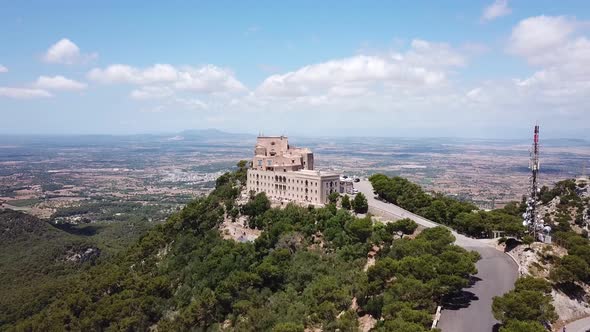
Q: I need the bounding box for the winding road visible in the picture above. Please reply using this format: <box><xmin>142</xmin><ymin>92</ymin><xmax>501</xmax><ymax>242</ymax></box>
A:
<box><xmin>355</xmin><ymin>180</ymin><xmax>519</xmax><ymax>332</ymax></box>
<box><xmin>564</xmin><ymin>316</ymin><xmax>590</xmax><ymax>332</ymax></box>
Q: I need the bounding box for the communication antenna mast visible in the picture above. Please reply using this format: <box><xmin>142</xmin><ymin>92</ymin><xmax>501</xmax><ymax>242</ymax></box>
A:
<box><xmin>522</xmin><ymin>125</ymin><xmax>548</xmax><ymax>241</ymax></box>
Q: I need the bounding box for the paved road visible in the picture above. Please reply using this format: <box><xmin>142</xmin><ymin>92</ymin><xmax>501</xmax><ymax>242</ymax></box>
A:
<box><xmin>356</xmin><ymin>180</ymin><xmax>519</xmax><ymax>332</ymax></box>
<box><xmin>564</xmin><ymin>316</ymin><xmax>590</xmax><ymax>332</ymax></box>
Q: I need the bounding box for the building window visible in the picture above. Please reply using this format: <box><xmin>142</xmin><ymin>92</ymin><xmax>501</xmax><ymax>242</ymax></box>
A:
<box><xmin>258</xmin><ymin>160</ymin><xmax>262</xmax><ymax>166</ymax></box>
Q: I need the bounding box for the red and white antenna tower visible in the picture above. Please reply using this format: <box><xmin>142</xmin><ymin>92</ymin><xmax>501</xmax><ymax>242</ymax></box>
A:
<box><xmin>523</xmin><ymin>125</ymin><xmax>547</xmax><ymax>240</ymax></box>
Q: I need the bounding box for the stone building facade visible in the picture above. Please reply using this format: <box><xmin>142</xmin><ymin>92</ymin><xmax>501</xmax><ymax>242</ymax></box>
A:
<box><xmin>246</xmin><ymin>136</ymin><xmax>340</xmax><ymax>205</ymax></box>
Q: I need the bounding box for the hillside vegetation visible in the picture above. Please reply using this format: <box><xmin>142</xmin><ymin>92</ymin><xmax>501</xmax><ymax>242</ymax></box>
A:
<box><xmin>369</xmin><ymin>174</ymin><xmax>525</xmax><ymax>237</ymax></box>
<box><xmin>0</xmin><ymin>210</ymin><xmax>98</xmax><ymax>327</ymax></box>
<box><xmin>0</xmin><ymin>210</ymin><xmax>156</xmax><ymax>329</ymax></box>
<box><xmin>3</xmin><ymin>163</ymin><xmax>480</xmax><ymax>331</ymax></box>
<box><xmin>494</xmin><ymin>177</ymin><xmax>590</xmax><ymax>329</ymax></box>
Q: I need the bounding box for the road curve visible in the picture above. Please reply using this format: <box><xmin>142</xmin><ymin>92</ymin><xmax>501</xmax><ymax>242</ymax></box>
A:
<box><xmin>564</xmin><ymin>316</ymin><xmax>590</xmax><ymax>332</ymax></box>
<box><xmin>355</xmin><ymin>180</ymin><xmax>519</xmax><ymax>332</ymax></box>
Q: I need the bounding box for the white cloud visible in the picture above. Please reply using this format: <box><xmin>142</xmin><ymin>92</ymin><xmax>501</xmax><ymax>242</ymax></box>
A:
<box><xmin>43</xmin><ymin>38</ymin><xmax>97</xmax><ymax>64</ymax></box>
<box><xmin>0</xmin><ymin>87</ymin><xmax>52</xmax><ymax>99</ymax></box>
<box><xmin>482</xmin><ymin>0</ymin><xmax>512</xmax><ymax>22</ymax></box>
<box><xmin>507</xmin><ymin>16</ymin><xmax>590</xmax><ymax>95</ymax></box>
<box><xmin>137</xmin><ymin>98</ymin><xmax>209</xmax><ymax>113</ymax></box>
<box><xmin>88</xmin><ymin>64</ymin><xmax>246</xmax><ymax>94</ymax></box>
<box><xmin>224</xmin><ymin>30</ymin><xmax>585</xmax><ymax>132</ymax></box>
<box><xmin>508</xmin><ymin>16</ymin><xmax>576</xmax><ymax>60</ymax></box>
<box><xmin>88</xmin><ymin>64</ymin><xmax>178</xmax><ymax>85</ymax></box>
<box><xmin>34</xmin><ymin>75</ymin><xmax>87</xmax><ymax>91</ymax></box>
<box><xmin>460</xmin><ymin>15</ymin><xmax>590</xmax><ymax>123</ymax></box>
<box><xmin>174</xmin><ymin>65</ymin><xmax>246</xmax><ymax>93</ymax></box>
<box><xmin>405</xmin><ymin>39</ymin><xmax>466</xmax><ymax>68</ymax></box>
<box><xmin>0</xmin><ymin>65</ymin><xmax>7</xmax><ymax>73</ymax></box>
<box><xmin>175</xmin><ymin>98</ymin><xmax>208</xmax><ymax>110</ymax></box>
<box><xmin>256</xmin><ymin>39</ymin><xmax>464</xmax><ymax>98</ymax></box>
<box><xmin>130</xmin><ymin>86</ymin><xmax>174</xmax><ymax>100</ymax></box>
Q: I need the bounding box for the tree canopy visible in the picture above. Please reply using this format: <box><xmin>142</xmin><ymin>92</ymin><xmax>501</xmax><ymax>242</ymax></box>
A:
<box><xmin>341</xmin><ymin>194</ymin><xmax>351</xmax><ymax>210</ymax></box>
<box><xmin>492</xmin><ymin>277</ymin><xmax>557</xmax><ymax>328</ymax></box>
<box><xmin>369</xmin><ymin>174</ymin><xmax>525</xmax><ymax>238</ymax></box>
<box><xmin>352</xmin><ymin>192</ymin><xmax>368</xmax><ymax>214</ymax></box>
<box><xmin>3</xmin><ymin>165</ymin><xmax>480</xmax><ymax>331</ymax></box>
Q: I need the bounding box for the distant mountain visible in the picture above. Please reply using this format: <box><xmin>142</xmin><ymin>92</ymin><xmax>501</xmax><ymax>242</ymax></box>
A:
<box><xmin>177</xmin><ymin>128</ymin><xmax>253</xmax><ymax>140</ymax></box>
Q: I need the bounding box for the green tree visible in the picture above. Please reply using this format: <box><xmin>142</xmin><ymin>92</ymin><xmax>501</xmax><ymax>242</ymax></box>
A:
<box><xmin>215</xmin><ymin>172</ymin><xmax>232</xmax><ymax>188</ymax></box>
<box><xmin>387</xmin><ymin>218</ymin><xmax>418</xmax><ymax>238</ymax></box>
<box><xmin>236</xmin><ymin>160</ymin><xmax>248</xmax><ymax>169</ymax></box>
<box><xmin>235</xmin><ymin>160</ymin><xmax>249</xmax><ymax>183</ymax></box>
<box><xmin>499</xmin><ymin>320</ymin><xmax>546</xmax><ymax>332</ymax></box>
<box><xmin>352</xmin><ymin>193</ymin><xmax>368</xmax><ymax>214</ymax></box>
<box><xmin>514</xmin><ymin>276</ymin><xmax>552</xmax><ymax>294</ymax></box>
<box><xmin>569</xmin><ymin>244</ymin><xmax>590</xmax><ymax>264</ymax></box>
<box><xmin>242</xmin><ymin>192</ymin><xmax>271</xmax><ymax>226</ymax></box>
<box><xmin>328</xmin><ymin>192</ymin><xmax>340</xmax><ymax>205</ymax></box>
<box><xmin>550</xmin><ymin>254</ymin><xmax>589</xmax><ymax>284</ymax></box>
<box><xmin>303</xmin><ymin>275</ymin><xmax>350</xmax><ymax>315</ymax></box>
<box><xmin>492</xmin><ymin>289</ymin><xmax>557</xmax><ymax>325</ymax></box>
<box><xmin>272</xmin><ymin>322</ymin><xmax>305</xmax><ymax>332</ymax></box>
<box><xmin>347</xmin><ymin>217</ymin><xmax>373</xmax><ymax>243</ymax></box>
<box><xmin>381</xmin><ymin>302</ymin><xmax>431</xmax><ymax>326</ymax></box>
<box><xmin>521</xmin><ymin>235</ymin><xmax>534</xmax><ymax>249</ymax></box>
<box><xmin>341</xmin><ymin>195</ymin><xmax>351</xmax><ymax>210</ymax></box>
<box><xmin>416</xmin><ymin>227</ymin><xmax>455</xmax><ymax>253</ymax></box>
<box><xmin>328</xmin><ymin>310</ymin><xmax>359</xmax><ymax>331</ymax></box>
<box><xmin>374</xmin><ymin>317</ymin><xmax>434</xmax><ymax>332</ymax></box>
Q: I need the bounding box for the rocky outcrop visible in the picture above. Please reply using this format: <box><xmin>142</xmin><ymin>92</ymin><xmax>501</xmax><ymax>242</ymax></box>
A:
<box><xmin>63</xmin><ymin>246</ymin><xmax>101</xmax><ymax>264</ymax></box>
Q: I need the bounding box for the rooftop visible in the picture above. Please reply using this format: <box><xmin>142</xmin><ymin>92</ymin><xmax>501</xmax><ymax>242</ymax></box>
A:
<box><xmin>296</xmin><ymin>169</ymin><xmax>339</xmax><ymax>177</ymax></box>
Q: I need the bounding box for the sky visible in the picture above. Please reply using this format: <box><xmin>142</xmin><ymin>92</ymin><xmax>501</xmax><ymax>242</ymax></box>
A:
<box><xmin>0</xmin><ymin>0</ymin><xmax>589</xmax><ymax>139</ymax></box>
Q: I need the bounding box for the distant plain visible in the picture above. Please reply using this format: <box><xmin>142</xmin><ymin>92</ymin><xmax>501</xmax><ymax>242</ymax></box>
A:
<box><xmin>1</xmin><ymin>130</ymin><xmax>588</xmax><ymax>222</ymax></box>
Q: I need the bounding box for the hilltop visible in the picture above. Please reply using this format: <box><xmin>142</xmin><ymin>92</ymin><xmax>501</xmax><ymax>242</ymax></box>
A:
<box><xmin>500</xmin><ymin>177</ymin><xmax>590</xmax><ymax>329</ymax></box>
<box><xmin>2</xmin><ymin>162</ymin><xmax>480</xmax><ymax>331</ymax></box>
<box><xmin>2</xmin><ymin>161</ymin><xmax>588</xmax><ymax>331</ymax></box>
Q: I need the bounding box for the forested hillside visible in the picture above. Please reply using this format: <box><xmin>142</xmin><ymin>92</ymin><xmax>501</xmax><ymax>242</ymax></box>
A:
<box><xmin>494</xmin><ymin>177</ymin><xmax>590</xmax><ymax>330</ymax></box>
<box><xmin>369</xmin><ymin>174</ymin><xmax>525</xmax><ymax>237</ymax></box>
<box><xmin>3</xmin><ymin>163</ymin><xmax>480</xmax><ymax>331</ymax></box>
<box><xmin>0</xmin><ymin>210</ymin><xmax>99</xmax><ymax>328</ymax></box>
<box><xmin>0</xmin><ymin>210</ymin><xmax>155</xmax><ymax>330</ymax></box>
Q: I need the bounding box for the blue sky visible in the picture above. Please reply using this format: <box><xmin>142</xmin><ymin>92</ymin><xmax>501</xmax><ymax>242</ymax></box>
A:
<box><xmin>1</xmin><ymin>0</ymin><xmax>589</xmax><ymax>138</ymax></box>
